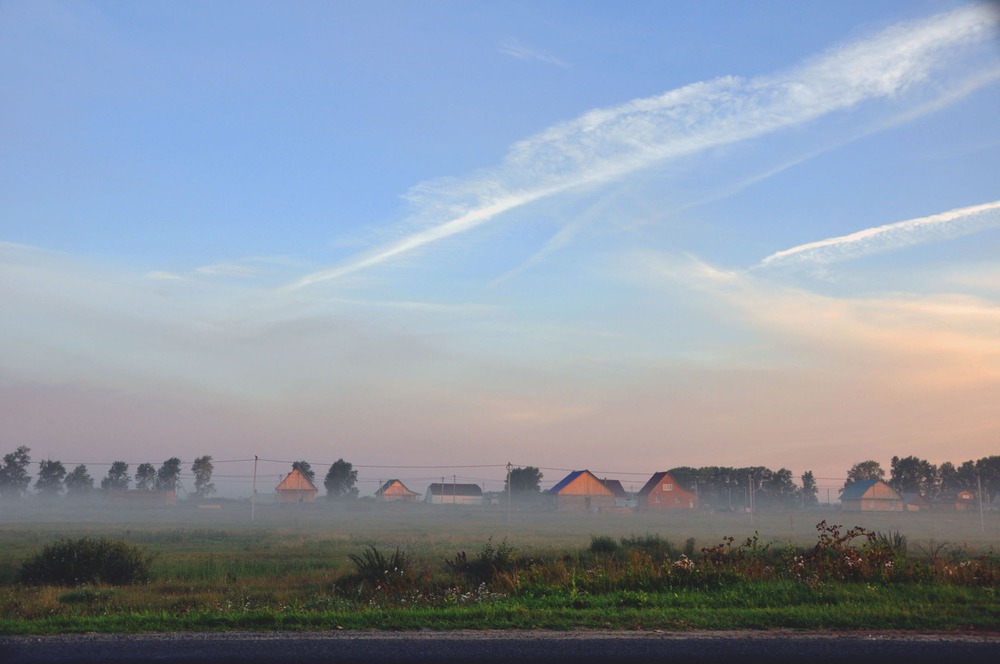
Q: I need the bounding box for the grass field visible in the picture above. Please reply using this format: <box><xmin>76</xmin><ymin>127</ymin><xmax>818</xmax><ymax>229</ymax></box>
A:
<box><xmin>1</xmin><ymin>501</ymin><xmax>998</xmax><ymax>635</ymax></box>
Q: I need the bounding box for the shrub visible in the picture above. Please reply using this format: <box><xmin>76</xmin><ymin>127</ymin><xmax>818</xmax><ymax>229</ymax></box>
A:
<box><xmin>346</xmin><ymin>545</ymin><xmax>411</xmax><ymax>590</ymax></box>
<box><xmin>19</xmin><ymin>537</ymin><xmax>152</xmax><ymax>586</ymax></box>
<box><xmin>588</xmin><ymin>535</ymin><xmax>620</xmax><ymax>556</ymax></box>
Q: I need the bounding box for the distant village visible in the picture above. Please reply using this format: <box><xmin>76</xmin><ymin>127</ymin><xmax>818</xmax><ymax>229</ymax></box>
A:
<box><xmin>1</xmin><ymin>445</ymin><xmax>997</xmax><ymax>515</ymax></box>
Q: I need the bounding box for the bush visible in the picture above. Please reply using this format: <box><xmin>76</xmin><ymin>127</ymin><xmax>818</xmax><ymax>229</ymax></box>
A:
<box><xmin>19</xmin><ymin>537</ymin><xmax>152</xmax><ymax>586</ymax></box>
<box><xmin>346</xmin><ymin>545</ymin><xmax>411</xmax><ymax>590</ymax></box>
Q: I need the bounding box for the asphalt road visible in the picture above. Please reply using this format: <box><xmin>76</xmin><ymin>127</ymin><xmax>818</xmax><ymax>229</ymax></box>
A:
<box><xmin>3</xmin><ymin>630</ymin><xmax>1000</xmax><ymax>664</ymax></box>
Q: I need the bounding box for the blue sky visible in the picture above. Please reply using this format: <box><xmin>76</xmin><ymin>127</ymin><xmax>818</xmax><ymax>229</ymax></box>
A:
<box><xmin>2</xmin><ymin>1</ymin><xmax>999</xmax><ymax>498</ymax></box>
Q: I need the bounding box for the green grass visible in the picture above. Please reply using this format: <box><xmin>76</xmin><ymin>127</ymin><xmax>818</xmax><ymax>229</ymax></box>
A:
<box><xmin>1</xmin><ymin>504</ymin><xmax>998</xmax><ymax>635</ymax></box>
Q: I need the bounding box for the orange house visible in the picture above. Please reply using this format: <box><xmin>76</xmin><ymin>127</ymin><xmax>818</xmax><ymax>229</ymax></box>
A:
<box><xmin>375</xmin><ymin>479</ymin><xmax>419</xmax><ymax>503</ymax></box>
<box><xmin>275</xmin><ymin>468</ymin><xmax>318</xmax><ymax>504</ymax></box>
<box><xmin>547</xmin><ymin>470</ymin><xmax>624</xmax><ymax>512</ymax></box>
<box><xmin>637</xmin><ymin>471</ymin><xmax>698</xmax><ymax>511</ymax></box>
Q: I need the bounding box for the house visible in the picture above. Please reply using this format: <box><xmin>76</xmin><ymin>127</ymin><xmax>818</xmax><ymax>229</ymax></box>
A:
<box><xmin>637</xmin><ymin>471</ymin><xmax>699</xmax><ymax>511</ymax></box>
<box><xmin>546</xmin><ymin>470</ymin><xmax>625</xmax><ymax>512</ymax></box>
<box><xmin>901</xmin><ymin>492</ymin><xmax>929</xmax><ymax>512</ymax></box>
<box><xmin>840</xmin><ymin>479</ymin><xmax>903</xmax><ymax>512</ymax></box>
<box><xmin>425</xmin><ymin>482</ymin><xmax>483</xmax><ymax>506</ymax></box>
<box><xmin>375</xmin><ymin>479</ymin><xmax>419</xmax><ymax>503</ymax></box>
<box><xmin>275</xmin><ymin>468</ymin><xmax>318</xmax><ymax>504</ymax></box>
<box><xmin>931</xmin><ymin>489</ymin><xmax>976</xmax><ymax>512</ymax></box>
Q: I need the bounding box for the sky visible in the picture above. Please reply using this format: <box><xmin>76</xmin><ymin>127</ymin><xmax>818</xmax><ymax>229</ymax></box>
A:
<box><xmin>2</xmin><ymin>1</ymin><xmax>999</xmax><ymax>500</ymax></box>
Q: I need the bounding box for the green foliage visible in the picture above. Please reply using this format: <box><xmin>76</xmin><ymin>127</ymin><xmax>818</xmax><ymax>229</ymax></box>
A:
<box><xmin>324</xmin><ymin>459</ymin><xmax>359</xmax><ymax>500</ymax></box>
<box><xmin>506</xmin><ymin>466</ymin><xmax>543</xmax><ymax>494</ymax></box>
<box><xmin>346</xmin><ymin>545</ymin><xmax>412</xmax><ymax>590</ymax></box>
<box><xmin>447</xmin><ymin>538</ymin><xmax>519</xmax><ymax>584</ymax></box>
<box><xmin>100</xmin><ymin>461</ymin><xmax>130</xmax><ymax>491</ymax></box>
<box><xmin>191</xmin><ymin>456</ymin><xmax>215</xmax><ymax>498</ymax></box>
<box><xmin>134</xmin><ymin>463</ymin><xmax>156</xmax><ymax>491</ymax></box>
<box><xmin>64</xmin><ymin>465</ymin><xmax>94</xmax><ymax>495</ymax></box>
<box><xmin>0</xmin><ymin>446</ymin><xmax>32</xmax><ymax>499</ymax></box>
<box><xmin>18</xmin><ymin>537</ymin><xmax>152</xmax><ymax>586</ymax></box>
<box><xmin>588</xmin><ymin>535</ymin><xmax>620</xmax><ymax>555</ymax></box>
<box><xmin>35</xmin><ymin>460</ymin><xmax>67</xmax><ymax>497</ymax></box>
<box><xmin>155</xmin><ymin>458</ymin><xmax>182</xmax><ymax>491</ymax></box>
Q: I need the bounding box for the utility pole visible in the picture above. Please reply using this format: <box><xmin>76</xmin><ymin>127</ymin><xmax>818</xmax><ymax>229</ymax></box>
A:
<box><xmin>979</xmin><ymin>473</ymin><xmax>985</xmax><ymax>535</ymax></box>
<box><xmin>251</xmin><ymin>455</ymin><xmax>258</xmax><ymax>522</ymax></box>
<box><xmin>506</xmin><ymin>462</ymin><xmax>512</xmax><ymax>525</ymax></box>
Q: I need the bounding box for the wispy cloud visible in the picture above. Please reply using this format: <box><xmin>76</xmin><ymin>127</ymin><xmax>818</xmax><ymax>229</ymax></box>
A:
<box><xmin>290</xmin><ymin>5</ymin><xmax>998</xmax><ymax>289</ymax></box>
<box><xmin>758</xmin><ymin>199</ymin><xmax>1000</xmax><ymax>268</ymax></box>
<box><xmin>499</xmin><ymin>38</ymin><xmax>570</xmax><ymax>68</ymax></box>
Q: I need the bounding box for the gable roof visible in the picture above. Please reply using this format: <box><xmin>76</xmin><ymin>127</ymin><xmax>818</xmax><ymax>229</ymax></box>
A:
<box><xmin>547</xmin><ymin>470</ymin><xmax>588</xmax><ymax>494</ymax></box>
<box><xmin>276</xmin><ymin>467</ymin><xmax>317</xmax><ymax>492</ymax></box>
<box><xmin>637</xmin><ymin>471</ymin><xmax>686</xmax><ymax>497</ymax></box>
<box><xmin>376</xmin><ymin>479</ymin><xmax>417</xmax><ymax>496</ymax></box>
<box><xmin>602</xmin><ymin>479</ymin><xmax>627</xmax><ymax>498</ymax></box>
<box><xmin>840</xmin><ymin>479</ymin><xmax>900</xmax><ymax>501</ymax></box>
<box><xmin>546</xmin><ymin>470</ymin><xmax>624</xmax><ymax>497</ymax></box>
<box><xmin>426</xmin><ymin>483</ymin><xmax>483</xmax><ymax>497</ymax></box>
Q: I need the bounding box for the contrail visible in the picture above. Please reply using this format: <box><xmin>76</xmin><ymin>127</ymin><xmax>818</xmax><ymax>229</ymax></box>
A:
<box><xmin>290</xmin><ymin>5</ymin><xmax>998</xmax><ymax>289</ymax></box>
<box><xmin>759</xmin><ymin>200</ymin><xmax>1000</xmax><ymax>268</ymax></box>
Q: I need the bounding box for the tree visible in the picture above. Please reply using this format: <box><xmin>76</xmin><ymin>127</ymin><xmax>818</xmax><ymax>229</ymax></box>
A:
<box><xmin>889</xmin><ymin>455</ymin><xmax>938</xmax><ymax>496</ymax></box>
<box><xmin>323</xmin><ymin>459</ymin><xmax>358</xmax><ymax>500</ymax></box>
<box><xmin>35</xmin><ymin>460</ymin><xmax>67</xmax><ymax>497</ymax></box>
<box><xmin>976</xmin><ymin>456</ymin><xmax>1000</xmax><ymax>503</ymax></box>
<box><xmin>842</xmin><ymin>460</ymin><xmax>884</xmax><ymax>493</ymax></box>
<box><xmin>292</xmin><ymin>460</ymin><xmax>315</xmax><ymax>484</ymax></box>
<box><xmin>64</xmin><ymin>465</ymin><xmax>94</xmax><ymax>495</ymax></box>
<box><xmin>155</xmin><ymin>458</ymin><xmax>182</xmax><ymax>491</ymax></box>
<box><xmin>506</xmin><ymin>466</ymin><xmax>543</xmax><ymax>494</ymax></box>
<box><xmin>191</xmin><ymin>456</ymin><xmax>215</xmax><ymax>498</ymax></box>
<box><xmin>800</xmin><ymin>471</ymin><xmax>819</xmax><ymax>507</ymax></box>
<box><xmin>135</xmin><ymin>463</ymin><xmax>156</xmax><ymax>491</ymax></box>
<box><xmin>0</xmin><ymin>446</ymin><xmax>32</xmax><ymax>499</ymax></box>
<box><xmin>101</xmin><ymin>461</ymin><xmax>130</xmax><ymax>491</ymax></box>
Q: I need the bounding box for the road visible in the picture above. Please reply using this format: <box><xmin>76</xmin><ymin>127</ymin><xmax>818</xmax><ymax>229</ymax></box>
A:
<box><xmin>3</xmin><ymin>630</ymin><xmax>1000</xmax><ymax>664</ymax></box>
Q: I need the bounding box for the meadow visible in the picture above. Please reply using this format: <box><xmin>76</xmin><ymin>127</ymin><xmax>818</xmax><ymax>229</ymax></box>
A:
<box><xmin>1</xmin><ymin>501</ymin><xmax>998</xmax><ymax>634</ymax></box>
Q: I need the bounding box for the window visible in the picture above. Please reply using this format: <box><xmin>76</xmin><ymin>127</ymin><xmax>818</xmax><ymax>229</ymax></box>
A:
<box><xmin>663</xmin><ymin>483</ymin><xmax>673</xmax><ymax>492</ymax></box>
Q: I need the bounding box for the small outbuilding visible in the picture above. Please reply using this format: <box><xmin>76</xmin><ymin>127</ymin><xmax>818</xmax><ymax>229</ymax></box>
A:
<box><xmin>637</xmin><ymin>471</ymin><xmax>699</xmax><ymax>511</ymax></box>
<box><xmin>840</xmin><ymin>479</ymin><xmax>903</xmax><ymax>512</ymax></box>
<box><xmin>901</xmin><ymin>492</ymin><xmax>929</xmax><ymax>512</ymax></box>
<box><xmin>931</xmin><ymin>489</ymin><xmax>977</xmax><ymax>512</ymax></box>
<box><xmin>547</xmin><ymin>470</ymin><xmax>624</xmax><ymax>512</ymax></box>
<box><xmin>376</xmin><ymin>479</ymin><xmax>419</xmax><ymax>503</ymax></box>
<box><xmin>425</xmin><ymin>483</ymin><xmax>483</xmax><ymax>506</ymax></box>
<box><xmin>275</xmin><ymin>468</ymin><xmax>318</xmax><ymax>504</ymax></box>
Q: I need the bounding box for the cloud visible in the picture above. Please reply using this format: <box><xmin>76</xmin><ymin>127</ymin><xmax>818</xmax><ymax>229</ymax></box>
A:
<box><xmin>758</xmin><ymin>200</ymin><xmax>1000</xmax><ymax>268</ymax></box>
<box><xmin>499</xmin><ymin>38</ymin><xmax>570</xmax><ymax>68</ymax></box>
<box><xmin>290</xmin><ymin>5</ymin><xmax>999</xmax><ymax>289</ymax></box>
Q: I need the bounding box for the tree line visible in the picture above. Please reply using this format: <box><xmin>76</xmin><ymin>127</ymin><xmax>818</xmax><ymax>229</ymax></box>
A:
<box><xmin>842</xmin><ymin>455</ymin><xmax>1000</xmax><ymax>500</ymax></box>
<box><xmin>0</xmin><ymin>447</ymin><xmax>216</xmax><ymax>500</ymax></box>
<box><xmin>2</xmin><ymin>446</ymin><xmax>998</xmax><ymax>506</ymax></box>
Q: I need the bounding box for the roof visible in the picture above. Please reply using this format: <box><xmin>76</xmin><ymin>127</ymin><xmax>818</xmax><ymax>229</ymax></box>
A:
<box><xmin>547</xmin><ymin>470</ymin><xmax>588</xmax><ymax>494</ymax></box>
<box><xmin>546</xmin><ymin>470</ymin><xmax>626</xmax><ymax>497</ymax></box>
<box><xmin>901</xmin><ymin>492</ymin><xmax>928</xmax><ymax>504</ymax></box>
<box><xmin>840</xmin><ymin>479</ymin><xmax>899</xmax><ymax>501</ymax></box>
<box><xmin>376</xmin><ymin>479</ymin><xmax>417</xmax><ymax>496</ymax></box>
<box><xmin>426</xmin><ymin>483</ymin><xmax>483</xmax><ymax>497</ymax></box>
<box><xmin>602</xmin><ymin>479</ymin><xmax>627</xmax><ymax>498</ymax></box>
<box><xmin>276</xmin><ymin>468</ymin><xmax>317</xmax><ymax>492</ymax></box>
<box><xmin>637</xmin><ymin>471</ymin><xmax>685</xmax><ymax>497</ymax></box>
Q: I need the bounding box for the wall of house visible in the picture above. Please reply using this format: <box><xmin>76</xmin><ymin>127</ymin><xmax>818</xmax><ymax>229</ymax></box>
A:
<box><xmin>558</xmin><ymin>474</ymin><xmax>613</xmax><ymax>496</ymax></box>
<box><xmin>277</xmin><ymin>489</ymin><xmax>317</xmax><ymax>504</ymax></box>
<box><xmin>426</xmin><ymin>494</ymin><xmax>482</xmax><ymax>506</ymax></box>
<box><xmin>553</xmin><ymin>494</ymin><xmax>617</xmax><ymax>512</ymax></box>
